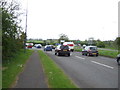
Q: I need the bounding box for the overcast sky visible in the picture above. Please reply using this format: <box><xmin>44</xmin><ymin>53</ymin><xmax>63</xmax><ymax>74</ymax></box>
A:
<box><xmin>18</xmin><ymin>0</ymin><xmax>119</xmax><ymax>41</ymax></box>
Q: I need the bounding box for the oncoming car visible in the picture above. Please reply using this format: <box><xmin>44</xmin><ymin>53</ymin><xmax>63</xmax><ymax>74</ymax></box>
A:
<box><xmin>55</xmin><ymin>45</ymin><xmax>70</xmax><ymax>56</ymax></box>
<box><xmin>44</xmin><ymin>45</ymin><xmax>52</xmax><ymax>51</ymax></box>
<box><xmin>26</xmin><ymin>43</ymin><xmax>33</xmax><ymax>48</ymax></box>
<box><xmin>34</xmin><ymin>44</ymin><xmax>42</xmax><ymax>48</ymax></box>
<box><xmin>82</xmin><ymin>46</ymin><xmax>98</xmax><ymax>56</ymax></box>
<box><xmin>27</xmin><ymin>44</ymin><xmax>33</xmax><ymax>48</ymax></box>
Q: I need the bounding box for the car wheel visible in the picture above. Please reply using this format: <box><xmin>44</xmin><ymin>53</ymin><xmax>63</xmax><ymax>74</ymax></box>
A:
<box><xmin>88</xmin><ymin>53</ymin><xmax>91</xmax><ymax>56</ymax></box>
<box><xmin>55</xmin><ymin>53</ymin><xmax>57</xmax><ymax>55</ymax></box>
<box><xmin>96</xmin><ymin>54</ymin><xmax>98</xmax><ymax>57</ymax></box>
<box><xmin>58</xmin><ymin>53</ymin><xmax>60</xmax><ymax>56</ymax></box>
<box><xmin>68</xmin><ymin>53</ymin><xmax>70</xmax><ymax>56</ymax></box>
<box><xmin>71</xmin><ymin>50</ymin><xmax>74</xmax><ymax>52</ymax></box>
<box><xmin>117</xmin><ymin>58</ymin><xmax>120</xmax><ymax>65</ymax></box>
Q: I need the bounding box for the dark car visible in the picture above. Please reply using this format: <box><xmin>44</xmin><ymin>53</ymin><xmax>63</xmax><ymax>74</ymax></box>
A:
<box><xmin>82</xmin><ymin>46</ymin><xmax>98</xmax><ymax>56</ymax></box>
<box><xmin>117</xmin><ymin>54</ymin><xmax>120</xmax><ymax>65</ymax></box>
<box><xmin>48</xmin><ymin>45</ymin><xmax>56</xmax><ymax>49</ymax></box>
<box><xmin>51</xmin><ymin>45</ymin><xmax>56</xmax><ymax>49</ymax></box>
<box><xmin>55</xmin><ymin>45</ymin><xmax>70</xmax><ymax>56</ymax></box>
<box><xmin>44</xmin><ymin>45</ymin><xmax>52</xmax><ymax>51</ymax></box>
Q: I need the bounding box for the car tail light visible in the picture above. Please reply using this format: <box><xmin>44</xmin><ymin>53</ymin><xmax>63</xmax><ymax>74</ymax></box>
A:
<box><xmin>68</xmin><ymin>44</ymin><xmax>74</xmax><ymax>46</ymax></box>
<box><xmin>88</xmin><ymin>49</ymin><xmax>91</xmax><ymax>52</ymax></box>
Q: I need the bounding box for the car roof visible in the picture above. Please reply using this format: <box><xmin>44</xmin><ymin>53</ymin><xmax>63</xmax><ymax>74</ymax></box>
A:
<box><xmin>63</xmin><ymin>42</ymin><xmax>74</xmax><ymax>44</ymax></box>
<box><xmin>86</xmin><ymin>46</ymin><xmax>97</xmax><ymax>47</ymax></box>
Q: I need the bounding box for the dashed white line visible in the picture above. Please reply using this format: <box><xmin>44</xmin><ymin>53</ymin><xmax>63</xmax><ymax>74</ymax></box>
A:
<box><xmin>75</xmin><ymin>56</ymin><xmax>85</xmax><ymax>60</ymax></box>
<box><xmin>91</xmin><ymin>61</ymin><xmax>114</xmax><ymax>69</ymax></box>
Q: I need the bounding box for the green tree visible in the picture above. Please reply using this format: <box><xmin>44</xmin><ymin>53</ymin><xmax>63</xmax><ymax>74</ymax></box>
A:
<box><xmin>115</xmin><ymin>37</ymin><xmax>120</xmax><ymax>53</ymax></box>
<box><xmin>58</xmin><ymin>33</ymin><xmax>69</xmax><ymax>44</ymax></box>
<box><xmin>97</xmin><ymin>41</ymin><xmax>105</xmax><ymax>48</ymax></box>
<box><xmin>2</xmin><ymin>0</ymin><xmax>24</xmax><ymax>61</ymax></box>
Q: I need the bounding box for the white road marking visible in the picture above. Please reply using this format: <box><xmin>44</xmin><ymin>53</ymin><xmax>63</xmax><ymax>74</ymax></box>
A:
<box><xmin>75</xmin><ymin>56</ymin><xmax>85</xmax><ymax>60</ymax></box>
<box><xmin>91</xmin><ymin>61</ymin><xmax>114</xmax><ymax>69</ymax></box>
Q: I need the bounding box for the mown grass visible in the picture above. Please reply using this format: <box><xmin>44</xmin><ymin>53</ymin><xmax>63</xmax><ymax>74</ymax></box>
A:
<box><xmin>38</xmin><ymin>50</ymin><xmax>78</xmax><ymax>88</ymax></box>
<box><xmin>2</xmin><ymin>49</ymin><xmax>33</xmax><ymax>88</ymax></box>
<box><xmin>27</xmin><ymin>40</ymin><xmax>44</xmax><ymax>43</ymax></box>
<box><xmin>98</xmin><ymin>50</ymin><xmax>118</xmax><ymax>58</ymax></box>
<box><xmin>74</xmin><ymin>49</ymin><xmax>82</xmax><ymax>52</ymax></box>
<box><xmin>74</xmin><ymin>46</ymin><xmax>82</xmax><ymax>52</ymax></box>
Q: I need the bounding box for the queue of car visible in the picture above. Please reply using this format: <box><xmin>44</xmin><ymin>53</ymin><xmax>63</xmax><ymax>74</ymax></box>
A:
<box><xmin>26</xmin><ymin>42</ymin><xmax>119</xmax><ymax>65</ymax></box>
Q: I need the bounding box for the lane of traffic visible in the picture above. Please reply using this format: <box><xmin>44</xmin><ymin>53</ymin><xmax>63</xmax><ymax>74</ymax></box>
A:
<box><xmin>73</xmin><ymin>51</ymin><xmax>118</xmax><ymax>69</ymax></box>
<box><xmin>45</xmin><ymin>51</ymin><xmax>118</xmax><ymax>88</ymax></box>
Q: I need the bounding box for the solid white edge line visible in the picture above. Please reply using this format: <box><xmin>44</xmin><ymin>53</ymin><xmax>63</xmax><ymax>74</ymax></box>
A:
<box><xmin>75</xmin><ymin>56</ymin><xmax>85</xmax><ymax>60</ymax></box>
<box><xmin>91</xmin><ymin>61</ymin><xmax>114</xmax><ymax>69</ymax></box>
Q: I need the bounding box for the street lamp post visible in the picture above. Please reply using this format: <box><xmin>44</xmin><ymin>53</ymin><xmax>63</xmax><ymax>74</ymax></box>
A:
<box><xmin>24</xmin><ymin>0</ymin><xmax>28</xmax><ymax>53</ymax></box>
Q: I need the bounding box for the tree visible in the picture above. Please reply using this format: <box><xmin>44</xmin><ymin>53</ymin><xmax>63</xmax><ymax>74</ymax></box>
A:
<box><xmin>2</xmin><ymin>0</ymin><xmax>24</xmax><ymax>61</ymax></box>
<box><xmin>58</xmin><ymin>33</ymin><xmax>69</xmax><ymax>44</ymax></box>
<box><xmin>115</xmin><ymin>37</ymin><xmax>120</xmax><ymax>53</ymax></box>
<box><xmin>97</xmin><ymin>41</ymin><xmax>105</xmax><ymax>48</ymax></box>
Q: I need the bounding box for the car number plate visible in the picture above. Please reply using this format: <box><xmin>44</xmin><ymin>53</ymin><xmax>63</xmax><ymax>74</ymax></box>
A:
<box><xmin>63</xmin><ymin>50</ymin><xmax>67</xmax><ymax>51</ymax></box>
<box><xmin>93</xmin><ymin>53</ymin><xmax>96</xmax><ymax>55</ymax></box>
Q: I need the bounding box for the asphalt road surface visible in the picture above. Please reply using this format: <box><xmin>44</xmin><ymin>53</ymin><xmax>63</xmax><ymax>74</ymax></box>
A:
<box><xmin>14</xmin><ymin>51</ymin><xmax>48</xmax><ymax>88</ymax></box>
<box><xmin>44</xmin><ymin>50</ymin><xmax>118</xmax><ymax>88</ymax></box>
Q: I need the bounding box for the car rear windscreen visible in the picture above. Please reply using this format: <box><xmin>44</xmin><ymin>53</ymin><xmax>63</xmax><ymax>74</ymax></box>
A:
<box><xmin>60</xmin><ymin>45</ymin><xmax>69</xmax><ymax>50</ymax></box>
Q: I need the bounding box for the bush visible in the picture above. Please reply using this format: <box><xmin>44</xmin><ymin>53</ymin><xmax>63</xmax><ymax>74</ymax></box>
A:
<box><xmin>97</xmin><ymin>41</ymin><xmax>105</xmax><ymax>48</ymax></box>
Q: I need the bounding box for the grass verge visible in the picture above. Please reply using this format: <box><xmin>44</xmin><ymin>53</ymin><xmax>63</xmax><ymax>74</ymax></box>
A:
<box><xmin>38</xmin><ymin>50</ymin><xmax>78</xmax><ymax>88</ymax></box>
<box><xmin>74</xmin><ymin>46</ymin><xmax>82</xmax><ymax>52</ymax></box>
<box><xmin>2</xmin><ymin>49</ymin><xmax>33</xmax><ymax>88</ymax></box>
<box><xmin>98</xmin><ymin>50</ymin><xmax>118</xmax><ymax>58</ymax></box>
<box><xmin>74</xmin><ymin>49</ymin><xmax>82</xmax><ymax>52</ymax></box>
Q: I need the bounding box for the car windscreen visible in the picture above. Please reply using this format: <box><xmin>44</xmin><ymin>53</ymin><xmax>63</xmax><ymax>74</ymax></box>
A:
<box><xmin>60</xmin><ymin>45</ymin><xmax>69</xmax><ymax>50</ymax></box>
<box><xmin>46</xmin><ymin>46</ymin><xmax>51</xmax><ymax>48</ymax></box>
<box><xmin>90</xmin><ymin>47</ymin><xmax>97</xmax><ymax>50</ymax></box>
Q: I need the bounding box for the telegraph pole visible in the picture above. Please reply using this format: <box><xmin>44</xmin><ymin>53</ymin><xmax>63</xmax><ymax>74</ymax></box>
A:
<box><xmin>24</xmin><ymin>0</ymin><xmax>28</xmax><ymax>53</ymax></box>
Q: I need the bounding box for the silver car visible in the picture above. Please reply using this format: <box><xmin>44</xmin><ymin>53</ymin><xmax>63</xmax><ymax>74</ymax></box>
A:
<box><xmin>82</xmin><ymin>46</ymin><xmax>99</xmax><ymax>56</ymax></box>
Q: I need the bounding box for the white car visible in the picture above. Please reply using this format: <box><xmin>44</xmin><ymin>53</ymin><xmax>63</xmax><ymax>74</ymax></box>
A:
<box><xmin>63</xmin><ymin>42</ymin><xmax>75</xmax><ymax>52</ymax></box>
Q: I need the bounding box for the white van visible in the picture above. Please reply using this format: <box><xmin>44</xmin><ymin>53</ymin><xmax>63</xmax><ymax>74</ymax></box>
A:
<box><xmin>63</xmin><ymin>42</ymin><xmax>75</xmax><ymax>52</ymax></box>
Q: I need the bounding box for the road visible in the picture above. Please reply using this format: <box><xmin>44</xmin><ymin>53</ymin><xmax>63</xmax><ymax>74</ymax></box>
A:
<box><xmin>42</xmin><ymin>49</ymin><xmax>118</xmax><ymax>88</ymax></box>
